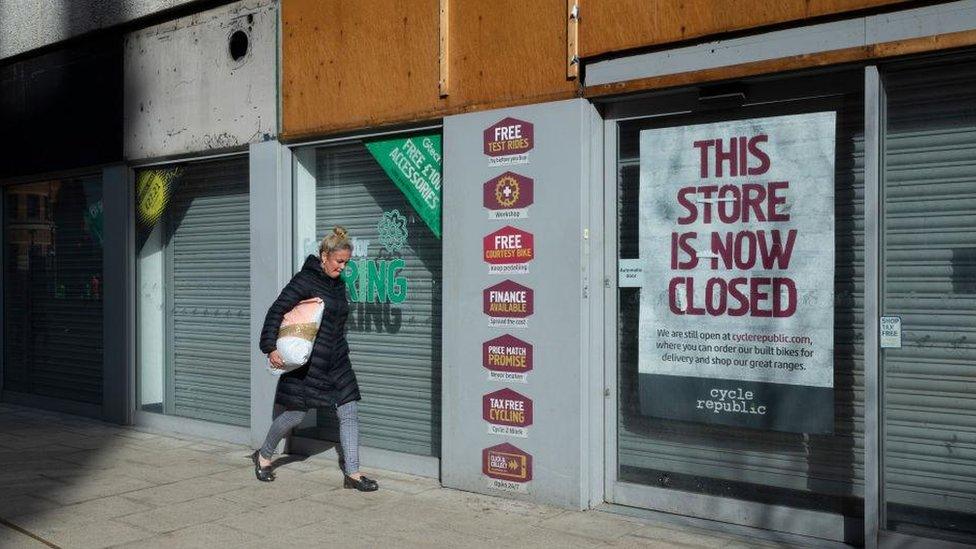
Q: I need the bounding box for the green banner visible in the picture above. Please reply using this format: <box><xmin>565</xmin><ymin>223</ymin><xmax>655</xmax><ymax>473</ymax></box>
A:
<box><xmin>365</xmin><ymin>134</ymin><xmax>442</xmax><ymax>238</ymax></box>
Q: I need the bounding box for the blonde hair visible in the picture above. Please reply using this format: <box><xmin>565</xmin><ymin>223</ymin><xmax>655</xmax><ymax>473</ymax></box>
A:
<box><xmin>319</xmin><ymin>226</ymin><xmax>352</xmax><ymax>256</ymax></box>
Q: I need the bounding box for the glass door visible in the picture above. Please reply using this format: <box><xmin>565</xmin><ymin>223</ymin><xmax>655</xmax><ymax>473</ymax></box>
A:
<box><xmin>605</xmin><ymin>71</ymin><xmax>865</xmax><ymax>544</ymax></box>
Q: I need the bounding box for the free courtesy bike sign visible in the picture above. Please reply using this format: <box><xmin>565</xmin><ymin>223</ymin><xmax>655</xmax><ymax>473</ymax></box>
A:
<box><xmin>483</xmin><ymin>226</ymin><xmax>534</xmax><ymax>274</ymax></box>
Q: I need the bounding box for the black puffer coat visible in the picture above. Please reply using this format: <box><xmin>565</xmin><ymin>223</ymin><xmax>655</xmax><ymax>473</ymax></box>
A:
<box><xmin>260</xmin><ymin>255</ymin><xmax>360</xmax><ymax>410</ymax></box>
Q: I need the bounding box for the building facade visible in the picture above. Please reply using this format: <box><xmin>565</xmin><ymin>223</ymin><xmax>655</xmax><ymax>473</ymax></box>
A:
<box><xmin>2</xmin><ymin>0</ymin><xmax>975</xmax><ymax>546</ymax></box>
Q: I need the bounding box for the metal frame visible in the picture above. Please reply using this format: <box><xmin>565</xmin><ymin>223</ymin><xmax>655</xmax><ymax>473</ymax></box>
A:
<box><xmin>586</xmin><ymin>0</ymin><xmax>976</xmax><ymax>87</ymax></box>
<box><xmin>599</xmin><ymin>68</ymin><xmax>866</xmax><ymax>544</ymax></box>
<box><xmin>863</xmin><ymin>64</ymin><xmax>883</xmax><ymax>549</ymax></box>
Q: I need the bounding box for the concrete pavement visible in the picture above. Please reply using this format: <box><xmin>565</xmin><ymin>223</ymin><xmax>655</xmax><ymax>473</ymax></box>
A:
<box><xmin>0</xmin><ymin>403</ymin><xmax>799</xmax><ymax>548</ymax></box>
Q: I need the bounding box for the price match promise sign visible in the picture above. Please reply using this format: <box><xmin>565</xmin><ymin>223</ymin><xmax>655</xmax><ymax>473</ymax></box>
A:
<box><xmin>637</xmin><ymin>112</ymin><xmax>836</xmax><ymax>433</ymax></box>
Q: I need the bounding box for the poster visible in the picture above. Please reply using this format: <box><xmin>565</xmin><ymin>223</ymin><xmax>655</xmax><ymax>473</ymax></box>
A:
<box><xmin>366</xmin><ymin>133</ymin><xmax>443</xmax><ymax>238</ymax></box>
<box><xmin>638</xmin><ymin>112</ymin><xmax>836</xmax><ymax>433</ymax></box>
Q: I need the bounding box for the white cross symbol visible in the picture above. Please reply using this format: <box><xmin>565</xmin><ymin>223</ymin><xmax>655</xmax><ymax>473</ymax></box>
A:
<box><xmin>503</xmin><ymin>186</ymin><xmax>512</xmax><ymax>197</ymax></box>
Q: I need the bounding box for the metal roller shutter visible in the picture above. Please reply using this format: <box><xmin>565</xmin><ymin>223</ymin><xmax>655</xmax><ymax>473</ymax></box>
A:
<box><xmin>882</xmin><ymin>58</ymin><xmax>976</xmax><ymax>523</ymax></box>
<box><xmin>3</xmin><ymin>177</ymin><xmax>103</xmax><ymax>404</ymax></box>
<box><xmin>311</xmin><ymin>143</ymin><xmax>441</xmax><ymax>457</ymax></box>
<box><xmin>165</xmin><ymin>158</ymin><xmax>250</xmax><ymax>426</ymax></box>
<box><xmin>616</xmin><ymin>91</ymin><xmax>864</xmax><ymax>505</ymax></box>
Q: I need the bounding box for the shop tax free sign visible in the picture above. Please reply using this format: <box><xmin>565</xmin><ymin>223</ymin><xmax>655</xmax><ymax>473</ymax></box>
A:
<box><xmin>483</xmin><ymin>226</ymin><xmax>534</xmax><ymax>274</ymax></box>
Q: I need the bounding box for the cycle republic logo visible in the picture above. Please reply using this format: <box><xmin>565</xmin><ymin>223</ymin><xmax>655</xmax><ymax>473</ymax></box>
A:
<box><xmin>341</xmin><ymin>209</ymin><xmax>409</xmax><ymax>304</ymax></box>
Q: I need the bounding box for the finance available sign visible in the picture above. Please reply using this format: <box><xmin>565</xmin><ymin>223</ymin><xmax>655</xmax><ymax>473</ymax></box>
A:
<box><xmin>638</xmin><ymin>112</ymin><xmax>836</xmax><ymax>434</ymax></box>
<box><xmin>483</xmin><ymin>280</ymin><xmax>533</xmax><ymax>328</ymax></box>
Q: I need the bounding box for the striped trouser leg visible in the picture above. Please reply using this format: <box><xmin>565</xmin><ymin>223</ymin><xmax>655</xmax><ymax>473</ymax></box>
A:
<box><xmin>336</xmin><ymin>400</ymin><xmax>360</xmax><ymax>475</ymax></box>
<box><xmin>259</xmin><ymin>409</ymin><xmax>306</xmax><ymax>460</ymax></box>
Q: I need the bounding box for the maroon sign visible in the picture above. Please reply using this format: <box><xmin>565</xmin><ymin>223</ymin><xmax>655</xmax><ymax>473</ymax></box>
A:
<box><xmin>483</xmin><ymin>226</ymin><xmax>534</xmax><ymax>265</ymax></box>
<box><xmin>482</xmin><ymin>443</ymin><xmax>533</xmax><ymax>482</ymax></box>
<box><xmin>483</xmin><ymin>280</ymin><xmax>534</xmax><ymax>318</ymax></box>
<box><xmin>483</xmin><ymin>172</ymin><xmax>534</xmax><ymax>211</ymax></box>
<box><xmin>483</xmin><ymin>117</ymin><xmax>534</xmax><ymax>157</ymax></box>
<box><xmin>483</xmin><ymin>388</ymin><xmax>533</xmax><ymax>428</ymax></box>
<box><xmin>482</xmin><ymin>334</ymin><xmax>533</xmax><ymax>374</ymax></box>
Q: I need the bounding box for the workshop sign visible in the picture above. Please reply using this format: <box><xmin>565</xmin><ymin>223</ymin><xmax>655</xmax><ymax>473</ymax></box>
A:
<box><xmin>483</xmin><ymin>172</ymin><xmax>534</xmax><ymax>219</ymax></box>
<box><xmin>638</xmin><ymin>112</ymin><xmax>836</xmax><ymax>433</ymax></box>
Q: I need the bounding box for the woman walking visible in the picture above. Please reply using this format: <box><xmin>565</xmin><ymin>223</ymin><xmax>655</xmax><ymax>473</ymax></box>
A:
<box><xmin>252</xmin><ymin>226</ymin><xmax>378</xmax><ymax>491</ymax></box>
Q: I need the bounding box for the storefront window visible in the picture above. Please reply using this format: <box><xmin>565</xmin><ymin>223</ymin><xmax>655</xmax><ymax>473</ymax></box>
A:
<box><xmin>3</xmin><ymin>177</ymin><xmax>104</xmax><ymax>404</ymax></box>
<box><xmin>614</xmin><ymin>74</ymin><xmax>865</xmax><ymax>522</ymax></box>
<box><xmin>881</xmin><ymin>56</ymin><xmax>976</xmax><ymax>544</ymax></box>
<box><xmin>292</xmin><ymin>136</ymin><xmax>442</xmax><ymax>457</ymax></box>
<box><xmin>135</xmin><ymin>157</ymin><xmax>251</xmax><ymax>426</ymax></box>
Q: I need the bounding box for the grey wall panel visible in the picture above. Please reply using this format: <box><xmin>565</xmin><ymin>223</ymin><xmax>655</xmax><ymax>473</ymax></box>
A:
<box><xmin>123</xmin><ymin>0</ymin><xmax>276</xmax><ymax>160</ymax></box>
<box><xmin>443</xmin><ymin>99</ymin><xmax>596</xmax><ymax>509</ymax></box>
<box><xmin>0</xmin><ymin>0</ymin><xmax>203</xmax><ymax>60</ymax></box>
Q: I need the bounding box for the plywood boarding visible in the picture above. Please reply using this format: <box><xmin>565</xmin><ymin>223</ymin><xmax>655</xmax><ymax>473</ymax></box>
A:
<box><xmin>281</xmin><ymin>0</ymin><xmax>577</xmax><ymax>139</ymax></box>
<box><xmin>579</xmin><ymin>0</ymin><xmax>912</xmax><ymax>58</ymax></box>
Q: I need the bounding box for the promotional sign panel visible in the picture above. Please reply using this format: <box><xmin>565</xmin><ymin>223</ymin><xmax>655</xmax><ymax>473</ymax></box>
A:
<box><xmin>483</xmin><ymin>334</ymin><xmax>533</xmax><ymax>383</ymax></box>
<box><xmin>483</xmin><ymin>280</ymin><xmax>533</xmax><ymax>327</ymax></box>
<box><xmin>483</xmin><ymin>117</ymin><xmax>534</xmax><ymax>166</ymax></box>
<box><xmin>483</xmin><ymin>226</ymin><xmax>535</xmax><ymax>274</ymax></box>
<box><xmin>483</xmin><ymin>172</ymin><xmax>534</xmax><ymax>219</ymax></box>
<box><xmin>483</xmin><ymin>388</ymin><xmax>533</xmax><ymax>437</ymax></box>
<box><xmin>482</xmin><ymin>443</ymin><xmax>533</xmax><ymax>493</ymax></box>
<box><xmin>365</xmin><ymin>133</ymin><xmax>443</xmax><ymax>238</ymax></box>
<box><xmin>638</xmin><ymin>112</ymin><xmax>836</xmax><ymax>433</ymax></box>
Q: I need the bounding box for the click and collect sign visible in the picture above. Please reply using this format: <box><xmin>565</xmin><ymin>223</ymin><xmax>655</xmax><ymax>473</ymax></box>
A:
<box><xmin>638</xmin><ymin>112</ymin><xmax>836</xmax><ymax>434</ymax></box>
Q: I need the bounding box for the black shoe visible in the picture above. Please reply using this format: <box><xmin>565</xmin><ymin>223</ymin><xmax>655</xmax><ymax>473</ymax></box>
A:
<box><xmin>344</xmin><ymin>474</ymin><xmax>378</xmax><ymax>492</ymax></box>
<box><xmin>251</xmin><ymin>450</ymin><xmax>275</xmax><ymax>482</ymax></box>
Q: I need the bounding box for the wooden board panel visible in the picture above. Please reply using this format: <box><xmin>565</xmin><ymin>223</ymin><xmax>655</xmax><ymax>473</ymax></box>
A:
<box><xmin>579</xmin><ymin>0</ymin><xmax>912</xmax><ymax>58</ymax></box>
<box><xmin>282</xmin><ymin>0</ymin><xmax>578</xmax><ymax>139</ymax></box>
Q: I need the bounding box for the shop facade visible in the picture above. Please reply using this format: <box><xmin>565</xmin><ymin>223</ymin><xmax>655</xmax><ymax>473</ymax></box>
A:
<box><xmin>1</xmin><ymin>0</ymin><xmax>975</xmax><ymax>547</ymax></box>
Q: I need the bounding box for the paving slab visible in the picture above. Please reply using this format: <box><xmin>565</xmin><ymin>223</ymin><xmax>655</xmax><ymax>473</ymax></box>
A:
<box><xmin>217</xmin><ymin>497</ymin><xmax>344</xmax><ymax>537</ymax></box>
<box><xmin>9</xmin><ymin>495</ymin><xmax>155</xmax><ymax>529</ymax></box>
<box><xmin>0</xmin><ymin>523</ymin><xmax>54</xmax><ymax>549</ymax></box>
<box><xmin>539</xmin><ymin>509</ymin><xmax>645</xmax><ymax>542</ymax></box>
<box><xmin>113</xmin><ymin>523</ymin><xmax>262</xmax><ymax>549</ymax></box>
<box><xmin>18</xmin><ymin>518</ymin><xmax>153</xmax><ymax>549</ymax></box>
<box><xmin>117</xmin><ymin>495</ymin><xmax>259</xmax><ymax>534</ymax></box>
<box><xmin>122</xmin><ymin>476</ymin><xmax>245</xmax><ymax>506</ymax></box>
